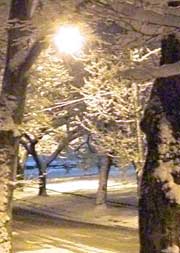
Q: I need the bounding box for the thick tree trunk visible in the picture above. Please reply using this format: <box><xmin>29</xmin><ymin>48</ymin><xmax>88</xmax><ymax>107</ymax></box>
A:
<box><xmin>0</xmin><ymin>1</ymin><xmax>43</xmax><ymax>252</ymax></box>
<box><xmin>139</xmin><ymin>33</ymin><xmax>180</xmax><ymax>252</ymax></box>
<box><xmin>96</xmin><ymin>155</ymin><xmax>111</xmax><ymax>206</ymax></box>
<box><xmin>2</xmin><ymin>0</ymin><xmax>31</xmax><ymax>124</ymax></box>
<box><xmin>0</xmin><ymin>2</ymin><xmax>30</xmax><ymax>252</ymax></box>
<box><xmin>0</xmin><ymin>131</ymin><xmax>18</xmax><ymax>253</ymax></box>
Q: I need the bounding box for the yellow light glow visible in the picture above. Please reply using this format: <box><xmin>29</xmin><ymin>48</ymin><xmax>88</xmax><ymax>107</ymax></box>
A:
<box><xmin>54</xmin><ymin>25</ymin><xmax>84</xmax><ymax>55</ymax></box>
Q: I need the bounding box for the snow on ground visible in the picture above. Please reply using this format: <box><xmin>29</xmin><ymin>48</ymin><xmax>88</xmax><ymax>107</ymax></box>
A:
<box><xmin>46</xmin><ymin>176</ymin><xmax>137</xmax><ymax>196</ymax></box>
<box><xmin>14</xmin><ymin>169</ymin><xmax>138</xmax><ymax>230</ymax></box>
<box><xmin>18</xmin><ymin>241</ymin><xmax>119</xmax><ymax>253</ymax></box>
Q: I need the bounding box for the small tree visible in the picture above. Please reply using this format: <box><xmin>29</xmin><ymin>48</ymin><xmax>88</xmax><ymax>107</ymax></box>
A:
<box><xmin>20</xmin><ymin>128</ymin><xmax>83</xmax><ymax>195</ymax></box>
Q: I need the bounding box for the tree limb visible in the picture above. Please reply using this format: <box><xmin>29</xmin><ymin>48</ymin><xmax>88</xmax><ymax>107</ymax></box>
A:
<box><xmin>121</xmin><ymin>61</ymin><xmax>180</xmax><ymax>81</ymax></box>
<box><xmin>85</xmin><ymin>1</ymin><xmax>180</xmax><ymax>31</ymax></box>
<box><xmin>46</xmin><ymin>128</ymin><xmax>85</xmax><ymax>166</ymax></box>
<box><xmin>20</xmin><ymin>139</ymin><xmax>32</xmax><ymax>154</ymax></box>
<box><xmin>20</xmin><ymin>38</ymin><xmax>47</xmax><ymax>74</ymax></box>
<box><xmin>111</xmin><ymin>2</ymin><xmax>180</xmax><ymax>28</ymax></box>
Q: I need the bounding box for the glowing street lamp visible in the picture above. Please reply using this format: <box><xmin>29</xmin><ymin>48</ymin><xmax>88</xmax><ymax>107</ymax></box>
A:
<box><xmin>53</xmin><ymin>25</ymin><xmax>85</xmax><ymax>56</ymax></box>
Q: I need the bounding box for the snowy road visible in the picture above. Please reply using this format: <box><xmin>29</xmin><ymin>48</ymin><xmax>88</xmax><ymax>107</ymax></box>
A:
<box><xmin>13</xmin><ymin>208</ymin><xmax>138</xmax><ymax>253</ymax></box>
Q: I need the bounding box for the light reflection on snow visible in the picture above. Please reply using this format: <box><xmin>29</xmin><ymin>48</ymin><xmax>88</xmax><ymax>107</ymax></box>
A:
<box><xmin>18</xmin><ymin>240</ymin><xmax>118</xmax><ymax>253</ymax></box>
<box><xmin>46</xmin><ymin>179</ymin><xmax>136</xmax><ymax>193</ymax></box>
<box><xmin>46</xmin><ymin>237</ymin><xmax>118</xmax><ymax>253</ymax></box>
<box><xmin>47</xmin><ymin>179</ymin><xmax>99</xmax><ymax>192</ymax></box>
<box><xmin>18</xmin><ymin>248</ymin><xmax>74</xmax><ymax>253</ymax></box>
<box><xmin>18</xmin><ymin>237</ymin><xmax>118</xmax><ymax>253</ymax></box>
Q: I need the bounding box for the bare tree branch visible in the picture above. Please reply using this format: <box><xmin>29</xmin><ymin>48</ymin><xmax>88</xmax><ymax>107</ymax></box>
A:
<box><xmin>20</xmin><ymin>139</ymin><xmax>31</xmax><ymax>153</ymax></box>
<box><xmin>46</xmin><ymin>128</ymin><xmax>85</xmax><ymax>166</ymax></box>
<box><xmin>20</xmin><ymin>38</ymin><xmax>47</xmax><ymax>74</ymax></box>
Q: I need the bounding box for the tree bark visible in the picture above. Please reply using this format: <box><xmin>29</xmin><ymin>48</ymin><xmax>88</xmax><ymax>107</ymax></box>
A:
<box><xmin>20</xmin><ymin>134</ymin><xmax>48</xmax><ymax>196</ymax></box>
<box><xmin>16</xmin><ymin>150</ymin><xmax>28</xmax><ymax>190</ymax></box>
<box><xmin>0</xmin><ymin>2</ymin><xmax>30</xmax><ymax>252</ymax></box>
<box><xmin>96</xmin><ymin>155</ymin><xmax>111</xmax><ymax>206</ymax></box>
<box><xmin>0</xmin><ymin>131</ymin><xmax>18</xmax><ymax>252</ymax></box>
<box><xmin>139</xmin><ymin>33</ymin><xmax>180</xmax><ymax>252</ymax></box>
<box><xmin>2</xmin><ymin>0</ymin><xmax>31</xmax><ymax>124</ymax></box>
<box><xmin>37</xmin><ymin>161</ymin><xmax>47</xmax><ymax>197</ymax></box>
<box><xmin>32</xmin><ymin>152</ymin><xmax>47</xmax><ymax>196</ymax></box>
<box><xmin>0</xmin><ymin>1</ymin><xmax>43</xmax><ymax>251</ymax></box>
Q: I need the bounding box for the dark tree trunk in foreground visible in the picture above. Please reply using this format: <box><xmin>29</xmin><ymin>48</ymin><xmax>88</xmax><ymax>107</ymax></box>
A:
<box><xmin>0</xmin><ymin>1</ymin><xmax>44</xmax><ymax>251</ymax></box>
<box><xmin>139</xmin><ymin>33</ymin><xmax>180</xmax><ymax>252</ymax></box>
<box><xmin>0</xmin><ymin>2</ymin><xmax>30</xmax><ymax>251</ymax></box>
<box><xmin>0</xmin><ymin>130</ymin><xmax>18</xmax><ymax>252</ymax></box>
<box><xmin>96</xmin><ymin>155</ymin><xmax>111</xmax><ymax>205</ymax></box>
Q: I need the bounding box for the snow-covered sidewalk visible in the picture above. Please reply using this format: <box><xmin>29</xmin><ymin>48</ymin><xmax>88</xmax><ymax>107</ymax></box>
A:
<box><xmin>13</xmin><ymin>175</ymin><xmax>138</xmax><ymax>229</ymax></box>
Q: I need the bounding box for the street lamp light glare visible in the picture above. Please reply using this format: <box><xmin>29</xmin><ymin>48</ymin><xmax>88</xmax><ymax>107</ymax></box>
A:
<box><xmin>54</xmin><ymin>25</ymin><xmax>85</xmax><ymax>55</ymax></box>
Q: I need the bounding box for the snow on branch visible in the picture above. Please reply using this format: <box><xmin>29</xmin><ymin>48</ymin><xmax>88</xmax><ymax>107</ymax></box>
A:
<box><xmin>88</xmin><ymin>1</ymin><xmax>180</xmax><ymax>29</ymax></box>
<box><xmin>111</xmin><ymin>2</ymin><xmax>180</xmax><ymax>28</ymax></box>
<box><xmin>121</xmin><ymin>61</ymin><xmax>180</xmax><ymax>81</ymax></box>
